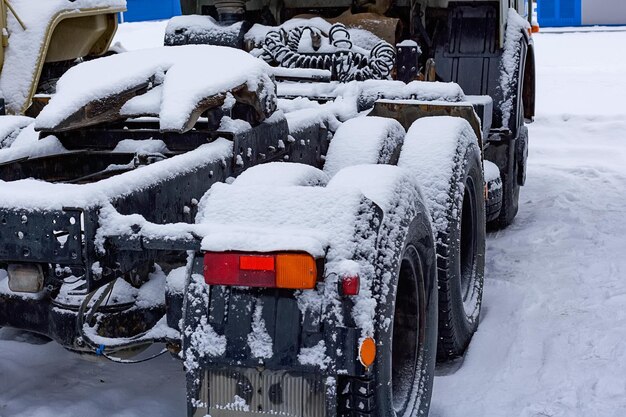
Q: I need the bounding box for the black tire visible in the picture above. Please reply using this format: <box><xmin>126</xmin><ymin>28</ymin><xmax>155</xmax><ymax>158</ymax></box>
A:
<box><xmin>436</xmin><ymin>139</ymin><xmax>486</xmax><ymax>361</ymax></box>
<box><xmin>486</xmin><ymin>175</ymin><xmax>503</xmax><ymax>222</ymax></box>
<box><xmin>371</xmin><ymin>214</ymin><xmax>439</xmax><ymax>417</ymax></box>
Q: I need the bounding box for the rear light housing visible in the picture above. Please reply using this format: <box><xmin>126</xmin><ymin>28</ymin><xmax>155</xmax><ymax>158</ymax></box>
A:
<box><xmin>204</xmin><ymin>252</ymin><xmax>319</xmax><ymax>289</ymax></box>
<box><xmin>339</xmin><ymin>275</ymin><xmax>360</xmax><ymax>296</ymax></box>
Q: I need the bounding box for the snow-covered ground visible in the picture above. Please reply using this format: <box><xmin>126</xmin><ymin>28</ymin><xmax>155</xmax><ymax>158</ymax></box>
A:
<box><xmin>432</xmin><ymin>29</ymin><xmax>626</xmax><ymax>417</ymax></box>
<box><xmin>1</xmin><ymin>24</ymin><xmax>626</xmax><ymax>417</ymax></box>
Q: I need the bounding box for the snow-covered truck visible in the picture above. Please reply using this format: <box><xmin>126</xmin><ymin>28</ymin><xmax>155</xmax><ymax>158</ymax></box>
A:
<box><xmin>0</xmin><ymin>1</ymin><xmax>535</xmax><ymax>416</ymax></box>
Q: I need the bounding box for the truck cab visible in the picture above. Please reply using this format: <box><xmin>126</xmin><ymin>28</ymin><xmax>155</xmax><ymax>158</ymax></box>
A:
<box><xmin>0</xmin><ymin>0</ymin><xmax>125</xmax><ymax>116</ymax></box>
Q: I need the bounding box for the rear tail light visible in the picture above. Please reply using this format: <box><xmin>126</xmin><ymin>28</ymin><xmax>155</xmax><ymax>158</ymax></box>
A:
<box><xmin>339</xmin><ymin>275</ymin><xmax>360</xmax><ymax>296</ymax></box>
<box><xmin>276</xmin><ymin>253</ymin><xmax>317</xmax><ymax>289</ymax></box>
<box><xmin>204</xmin><ymin>252</ymin><xmax>317</xmax><ymax>289</ymax></box>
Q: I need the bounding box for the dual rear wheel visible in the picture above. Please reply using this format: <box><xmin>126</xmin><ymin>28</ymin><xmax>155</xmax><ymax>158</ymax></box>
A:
<box><xmin>370</xmin><ymin>118</ymin><xmax>486</xmax><ymax>416</ymax></box>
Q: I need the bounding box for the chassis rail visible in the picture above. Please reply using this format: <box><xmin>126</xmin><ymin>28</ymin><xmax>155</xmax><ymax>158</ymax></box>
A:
<box><xmin>0</xmin><ymin>114</ymin><xmax>329</xmax><ymax>292</ymax></box>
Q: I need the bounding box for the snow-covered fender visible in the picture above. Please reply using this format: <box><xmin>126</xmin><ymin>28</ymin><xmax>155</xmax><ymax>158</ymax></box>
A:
<box><xmin>327</xmin><ymin>164</ymin><xmax>437</xmax><ymax>340</ymax></box>
<box><xmin>500</xmin><ymin>9</ymin><xmax>534</xmax><ymax>134</ymax></box>
<box><xmin>368</xmin><ymin>99</ymin><xmax>484</xmax><ymax>151</ymax></box>
<box><xmin>323</xmin><ymin>116</ymin><xmax>405</xmax><ymax>178</ymax></box>
<box><xmin>328</xmin><ymin>164</ymin><xmax>438</xmax><ymax>416</ymax></box>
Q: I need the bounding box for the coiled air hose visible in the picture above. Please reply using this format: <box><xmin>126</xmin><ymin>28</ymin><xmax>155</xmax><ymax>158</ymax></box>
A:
<box><xmin>263</xmin><ymin>24</ymin><xmax>396</xmax><ymax>82</ymax></box>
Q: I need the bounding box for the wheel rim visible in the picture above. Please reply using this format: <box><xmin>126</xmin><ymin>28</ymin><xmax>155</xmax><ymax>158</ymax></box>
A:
<box><xmin>391</xmin><ymin>246</ymin><xmax>425</xmax><ymax>415</ymax></box>
<box><xmin>460</xmin><ymin>176</ymin><xmax>479</xmax><ymax>318</ymax></box>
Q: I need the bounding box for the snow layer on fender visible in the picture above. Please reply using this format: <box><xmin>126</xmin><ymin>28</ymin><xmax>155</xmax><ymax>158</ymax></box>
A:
<box><xmin>197</xmin><ymin>183</ymin><xmax>373</xmax><ymax>259</ymax></box>
<box><xmin>323</xmin><ymin>116</ymin><xmax>405</xmax><ymax>177</ymax></box>
<box><xmin>329</xmin><ymin>164</ymin><xmax>430</xmax><ymax>333</ymax></box>
<box><xmin>499</xmin><ymin>8</ymin><xmax>531</xmax><ymax>127</ymax></box>
<box><xmin>0</xmin><ymin>0</ymin><xmax>126</xmax><ymax>114</ymax></box>
<box><xmin>0</xmin><ymin>138</ymin><xmax>233</xmax><ymax>210</ymax></box>
<box><xmin>36</xmin><ymin>45</ymin><xmax>274</xmax><ymax>132</ymax></box>
<box><xmin>233</xmin><ymin>162</ymin><xmax>329</xmax><ymax>187</ymax></box>
<box><xmin>398</xmin><ymin>116</ymin><xmax>480</xmax><ymax>237</ymax></box>
<box><xmin>484</xmin><ymin>160</ymin><xmax>501</xmax><ymax>183</ymax></box>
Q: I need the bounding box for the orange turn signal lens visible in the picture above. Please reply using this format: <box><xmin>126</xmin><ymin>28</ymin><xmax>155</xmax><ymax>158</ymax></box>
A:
<box><xmin>359</xmin><ymin>337</ymin><xmax>377</xmax><ymax>369</ymax></box>
<box><xmin>276</xmin><ymin>253</ymin><xmax>317</xmax><ymax>289</ymax></box>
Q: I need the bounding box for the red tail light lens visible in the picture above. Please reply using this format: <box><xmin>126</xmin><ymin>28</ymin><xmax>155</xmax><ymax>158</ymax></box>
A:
<box><xmin>240</xmin><ymin>255</ymin><xmax>275</xmax><ymax>271</ymax></box>
<box><xmin>203</xmin><ymin>253</ymin><xmax>240</xmax><ymax>286</ymax></box>
<box><xmin>340</xmin><ymin>275</ymin><xmax>360</xmax><ymax>296</ymax></box>
<box><xmin>204</xmin><ymin>252</ymin><xmax>317</xmax><ymax>289</ymax></box>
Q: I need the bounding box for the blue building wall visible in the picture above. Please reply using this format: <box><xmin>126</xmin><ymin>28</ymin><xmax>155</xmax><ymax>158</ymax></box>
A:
<box><xmin>538</xmin><ymin>0</ymin><xmax>582</xmax><ymax>27</ymax></box>
<box><xmin>120</xmin><ymin>0</ymin><xmax>181</xmax><ymax>22</ymax></box>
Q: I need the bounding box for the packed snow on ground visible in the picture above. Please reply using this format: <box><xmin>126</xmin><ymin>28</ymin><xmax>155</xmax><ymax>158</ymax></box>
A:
<box><xmin>2</xmin><ymin>25</ymin><xmax>626</xmax><ymax>417</ymax></box>
<box><xmin>430</xmin><ymin>28</ymin><xmax>626</xmax><ymax>417</ymax></box>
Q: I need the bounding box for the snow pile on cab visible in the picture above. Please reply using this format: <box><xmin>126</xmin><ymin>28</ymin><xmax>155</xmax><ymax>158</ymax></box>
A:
<box><xmin>0</xmin><ymin>0</ymin><xmax>126</xmax><ymax>114</ymax></box>
<box><xmin>36</xmin><ymin>45</ymin><xmax>275</xmax><ymax>132</ymax></box>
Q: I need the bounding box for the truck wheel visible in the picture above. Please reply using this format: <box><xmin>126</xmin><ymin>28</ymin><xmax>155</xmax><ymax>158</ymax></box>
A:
<box><xmin>436</xmin><ymin>137</ymin><xmax>485</xmax><ymax>361</ymax></box>
<box><xmin>486</xmin><ymin>125</ymin><xmax>528</xmax><ymax>229</ymax></box>
<box><xmin>398</xmin><ymin>117</ymin><xmax>485</xmax><ymax>361</ymax></box>
<box><xmin>370</xmin><ymin>214</ymin><xmax>438</xmax><ymax>417</ymax></box>
<box><xmin>485</xmin><ymin>160</ymin><xmax>503</xmax><ymax>223</ymax></box>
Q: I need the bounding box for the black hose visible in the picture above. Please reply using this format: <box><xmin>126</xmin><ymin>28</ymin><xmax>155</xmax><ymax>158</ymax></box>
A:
<box><xmin>262</xmin><ymin>24</ymin><xmax>395</xmax><ymax>82</ymax></box>
<box><xmin>76</xmin><ymin>280</ymin><xmax>172</xmax><ymax>364</ymax></box>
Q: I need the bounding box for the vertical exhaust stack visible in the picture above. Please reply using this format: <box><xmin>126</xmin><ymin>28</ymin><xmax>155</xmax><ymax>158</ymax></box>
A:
<box><xmin>215</xmin><ymin>0</ymin><xmax>246</xmax><ymax>25</ymax></box>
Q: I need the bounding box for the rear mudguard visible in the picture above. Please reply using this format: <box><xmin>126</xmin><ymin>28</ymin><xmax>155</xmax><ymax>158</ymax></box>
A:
<box><xmin>180</xmin><ymin>243</ymin><xmax>377</xmax><ymax>416</ymax></box>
